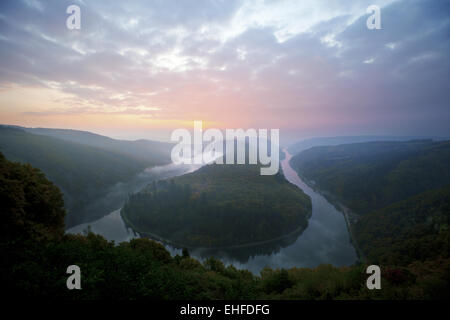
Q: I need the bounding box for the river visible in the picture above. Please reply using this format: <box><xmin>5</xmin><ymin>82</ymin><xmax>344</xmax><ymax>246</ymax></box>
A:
<box><xmin>67</xmin><ymin>150</ymin><xmax>357</xmax><ymax>274</ymax></box>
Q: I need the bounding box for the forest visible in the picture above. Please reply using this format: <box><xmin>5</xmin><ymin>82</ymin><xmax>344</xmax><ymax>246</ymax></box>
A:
<box><xmin>122</xmin><ymin>163</ymin><xmax>312</xmax><ymax>247</ymax></box>
<box><xmin>290</xmin><ymin>140</ymin><xmax>450</xmax><ymax>272</ymax></box>
<box><xmin>290</xmin><ymin>140</ymin><xmax>450</xmax><ymax>215</ymax></box>
<box><xmin>1</xmin><ymin>152</ymin><xmax>448</xmax><ymax>300</ymax></box>
<box><xmin>0</xmin><ymin>126</ymin><xmax>172</xmax><ymax>227</ymax></box>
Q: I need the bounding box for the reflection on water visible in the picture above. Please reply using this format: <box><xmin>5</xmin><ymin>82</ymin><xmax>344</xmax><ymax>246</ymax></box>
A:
<box><xmin>185</xmin><ymin>227</ymin><xmax>304</xmax><ymax>265</ymax></box>
<box><xmin>66</xmin><ymin>162</ymin><xmax>200</xmax><ymax>239</ymax></box>
<box><xmin>184</xmin><ymin>150</ymin><xmax>357</xmax><ymax>273</ymax></box>
<box><xmin>67</xmin><ymin>209</ymin><xmax>138</xmax><ymax>242</ymax></box>
<box><xmin>67</xmin><ymin>150</ymin><xmax>357</xmax><ymax>274</ymax></box>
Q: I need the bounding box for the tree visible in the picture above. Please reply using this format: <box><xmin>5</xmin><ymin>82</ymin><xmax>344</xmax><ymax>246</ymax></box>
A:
<box><xmin>0</xmin><ymin>152</ymin><xmax>66</xmax><ymax>243</ymax></box>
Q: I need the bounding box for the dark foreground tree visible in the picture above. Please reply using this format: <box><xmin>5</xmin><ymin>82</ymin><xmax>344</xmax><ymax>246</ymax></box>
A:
<box><xmin>0</xmin><ymin>152</ymin><xmax>448</xmax><ymax>300</ymax></box>
<box><xmin>0</xmin><ymin>153</ymin><xmax>65</xmax><ymax>243</ymax></box>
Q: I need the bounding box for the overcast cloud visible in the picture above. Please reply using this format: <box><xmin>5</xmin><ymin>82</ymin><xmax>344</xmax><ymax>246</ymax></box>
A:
<box><xmin>0</xmin><ymin>0</ymin><xmax>448</xmax><ymax>140</ymax></box>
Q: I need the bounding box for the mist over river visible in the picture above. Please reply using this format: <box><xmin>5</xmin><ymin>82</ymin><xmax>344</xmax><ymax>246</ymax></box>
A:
<box><xmin>67</xmin><ymin>150</ymin><xmax>357</xmax><ymax>274</ymax></box>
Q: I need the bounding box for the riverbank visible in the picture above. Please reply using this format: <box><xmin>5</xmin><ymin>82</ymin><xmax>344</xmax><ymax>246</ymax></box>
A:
<box><xmin>120</xmin><ymin>207</ymin><xmax>311</xmax><ymax>251</ymax></box>
<box><xmin>288</xmin><ymin>158</ymin><xmax>365</xmax><ymax>262</ymax></box>
<box><xmin>68</xmin><ymin>150</ymin><xmax>357</xmax><ymax>273</ymax></box>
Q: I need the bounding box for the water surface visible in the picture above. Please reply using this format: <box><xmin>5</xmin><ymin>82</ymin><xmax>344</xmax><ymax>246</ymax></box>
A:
<box><xmin>67</xmin><ymin>150</ymin><xmax>357</xmax><ymax>274</ymax></box>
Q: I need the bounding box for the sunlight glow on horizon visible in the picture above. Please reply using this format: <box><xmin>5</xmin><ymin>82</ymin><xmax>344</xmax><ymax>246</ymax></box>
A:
<box><xmin>0</xmin><ymin>0</ymin><xmax>449</xmax><ymax>140</ymax></box>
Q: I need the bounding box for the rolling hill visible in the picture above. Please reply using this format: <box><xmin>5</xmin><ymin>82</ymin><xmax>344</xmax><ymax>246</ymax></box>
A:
<box><xmin>287</xmin><ymin>135</ymin><xmax>443</xmax><ymax>155</ymax></box>
<box><xmin>290</xmin><ymin>140</ymin><xmax>450</xmax><ymax>266</ymax></box>
<box><xmin>0</xmin><ymin>126</ymin><xmax>172</xmax><ymax>227</ymax></box>
<box><xmin>20</xmin><ymin>126</ymin><xmax>172</xmax><ymax>165</ymax></box>
<box><xmin>122</xmin><ymin>163</ymin><xmax>312</xmax><ymax>247</ymax></box>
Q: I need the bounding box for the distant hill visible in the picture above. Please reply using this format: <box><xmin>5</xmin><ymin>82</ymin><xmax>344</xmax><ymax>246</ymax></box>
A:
<box><xmin>287</xmin><ymin>135</ymin><xmax>446</xmax><ymax>155</ymax></box>
<box><xmin>290</xmin><ymin>140</ymin><xmax>450</xmax><ymax>266</ymax></box>
<box><xmin>15</xmin><ymin>126</ymin><xmax>173</xmax><ymax>165</ymax></box>
<box><xmin>290</xmin><ymin>140</ymin><xmax>450</xmax><ymax>215</ymax></box>
<box><xmin>122</xmin><ymin>163</ymin><xmax>312</xmax><ymax>248</ymax></box>
<box><xmin>1</xmin><ymin>140</ymin><xmax>449</xmax><ymax>300</ymax></box>
<box><xmin>0</xmin><ymin>126</ymin><xmax>172</xmax><ymax>227</ymax></box>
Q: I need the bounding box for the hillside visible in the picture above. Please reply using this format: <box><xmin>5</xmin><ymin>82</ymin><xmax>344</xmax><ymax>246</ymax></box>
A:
<box><xmin>0</xmin><ymin>127</ymin><xmax>171</xmax><ymax>227</ymax></box>
<box><xmin>20</xmin><ymin>126</ymin><xmax>172</xmax><ymax>164</ymax></box>
<box><xmin>290</xmin><ymin>140</ymin><xmax>450</xmax><ymax>215</ymax></box>
<box><xmin>290</xmin><ymin>140</ymin><xmax>450</xmax><ymax>266</ymax></box>
<box><xmin>354</xmin><ymin>186</ymin><xmax>450</xmax><ymax>265</ymax></box>
<box><xmin>287</xmin><ymin>135</ymin><xmax>440</xmax><ymax>155</ymax></box>
<box><xmin>1</xmin><ymin>153</ymin><xmax>448</xmax><ymax>300</ymax></box>
<box><xmin>122</xmin><ymin>163</ymin><xmax>312</xmax><ymax>247</ymax></box>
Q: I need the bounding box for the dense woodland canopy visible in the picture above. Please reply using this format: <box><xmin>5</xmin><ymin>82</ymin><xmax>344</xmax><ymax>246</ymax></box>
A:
<box><xmin>355</xmin><ymin>186</ymin><xmax>450</xmax><ymax>265</ymax></box>
<box><xmin>0</xmin><ymin>126</ymin><xmax>172</xmax><ymax>227</ymax></box>
<box><xmin>122</xmin><ymin>164</ymin><xmax>312</xmax><ymax>247</ymax></box>
<box><xmin>290</xmin><ymin>140</ymin><xmax>450</xmax><ymax>215</ymax></box>
<box><xmin>290</xmin><ymin>140</ymin><xmax>450</xmax><ymax>288</ymax></box>
<box><xmin>1</xmin><ymin>151</ymin><xmax>449</xmax><ymax>299</ymax></box>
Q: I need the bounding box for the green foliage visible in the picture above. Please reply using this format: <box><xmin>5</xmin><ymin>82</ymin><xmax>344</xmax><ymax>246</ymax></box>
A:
<box><xmin>5</xmin><ymin>229</ymin><xmax>449</xmax><ymax>300</ymax></box>
<box><xmin>355</xmin><ymin>187</ymin><xmax>450</xmax><ymax>265</ymax></box>
<box><xmin>1</xmin><ymin>145</ymin><xmax>449</xmax><ymax>300</ymax></box>
<box><xmin>0</xmin><ymin>152</ymin><xmax>65</xmax><ymax>243</ymax></box>
<box><xmin>122</xmin><ymin>163</ymin><xmax>312</xmax><ymax>247</ymax></box>
<box><xmin>261</xmin><ymin>268</ymin><xmax>294</xmax><ymax>294</ymax></box>
<box><xmin>0</xmin><ymin>127</ymin><xmax>169</xmax><ymax>226</ymax></box>
<box><xmin>182</xmin><ymin>247</ymin><xmax>190</xmax><ymax>258</ymax></box>
<box><xmin>290</xmin><ymin>140</ymin><xmax>450</xmax><ymax>270</ymax></box>
<box><xmin>290</xmin><ymin>140</ymin><xmax>450</xmax><ymax>215</ymax></box>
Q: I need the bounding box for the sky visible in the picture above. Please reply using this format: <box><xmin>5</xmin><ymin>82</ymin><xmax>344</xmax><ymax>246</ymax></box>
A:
<box><xmin>0</xmin><ymin>0</ymin><xmax>449</xmax><ymax>143</ymax></box>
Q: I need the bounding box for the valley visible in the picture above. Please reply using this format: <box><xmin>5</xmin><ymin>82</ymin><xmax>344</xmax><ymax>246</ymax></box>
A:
<box><xmin>68</xmin><ymin>149</ymin><xmax>358</xmax><ymax>273</ymax></box>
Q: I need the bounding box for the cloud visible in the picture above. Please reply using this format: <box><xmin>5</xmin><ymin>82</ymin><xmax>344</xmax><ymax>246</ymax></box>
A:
<box><xmin>0</xmin><ymin>0</ymin><xmax>449</xmax><ymax>137</ymax></box>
